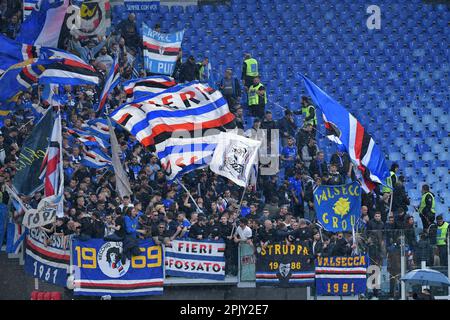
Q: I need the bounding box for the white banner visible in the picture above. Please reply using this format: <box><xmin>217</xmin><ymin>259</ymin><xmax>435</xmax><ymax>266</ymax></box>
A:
<box><xmin>209</xmin><ymin>132</ymin><xmax>261</xmax><ymax>187</ymax></box>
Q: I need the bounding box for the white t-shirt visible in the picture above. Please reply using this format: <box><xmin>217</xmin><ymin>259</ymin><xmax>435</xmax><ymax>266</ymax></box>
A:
<box><xmin>235</xmin><ymin>226</ymin><xmax>252</xmax><ymax>241</ymax></box>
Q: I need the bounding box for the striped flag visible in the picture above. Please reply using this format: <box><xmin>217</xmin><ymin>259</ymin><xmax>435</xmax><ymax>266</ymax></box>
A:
<box><xmin>143</xmin><ymin>23</ymin><xmax>184</xmax><ymax>75</ymax></box>
<box><xmin>39</xmin><ymin>59</ymin><xmax>100</xmax><ymax>86</ymax></box>
<box><xmin>155</xmin><ymin>135</ymin><xmax>218</xmax><ymax>181</ymax></box>
<box><xmin>40</xmin><ymin>111</ymin><xmax>63</xmax><ymax>197</ymax></box>
<box><xmin>67</xmin><ymin>127</ymin><xmax>110</xmax><ymax>149</ymax></box>
<box><xmin>23</xmin><ymin>0</ymin><xmax>40</xmax><ymax>19</ymax></box>
<box><xmin>110</xmin><ymin>82</ymin><xmax>235</xmax><ymax>147</ymax></box>
<box><xmin>300</xmin><ymin>74</ymin><xmax>389</xmax><ymax>192</ymax></box>
<box><xmin>82</xmin><ymin>118</ymin><xmax>110</xmax><ymax>141</ymax></box>
<box><xmin>81</xmin><ymin>147</ymin><xmax>112</xmax><ymax>168</ymax></box>
<box><xmin>96</xmin><ymin>56</ymin><xmax>120</xmax><ymax>114</ymax></box>
<box><xmin>17</xmin><ymin>0</ymin><xmax>70</xmax><ymax>48</ymax></box>
<box><xmin>123</xmin><ymin>75</ymin><xmax>176</xmax><ymax>102</ymax></box>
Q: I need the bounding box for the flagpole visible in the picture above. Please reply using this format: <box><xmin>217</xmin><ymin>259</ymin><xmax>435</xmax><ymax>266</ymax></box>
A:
<box><xmin>177</xmin><ymin>178</ymin><xmax>203</xmax><ymax>214</ymax></box>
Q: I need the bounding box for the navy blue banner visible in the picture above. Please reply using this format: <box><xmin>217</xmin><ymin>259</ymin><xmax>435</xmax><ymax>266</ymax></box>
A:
<box><xmin>24</xmin><ymin>228</ymin><xmax>70</xmax><ymax>286</ymax></box>
<box><xmin>314</xmin><ymin>182</ymin><xmax>361</xmax><ymax>232</ymax></box>
<box><xmin>315</xmin><ymin>255</ymin><xmax>369</xmax><ymax>296</ymax></box>
<box><xmin>72</xmin><ymin>238</ymin><xmax>164</xmax><ymax>297</ymax></box>
<box><xmin>256</xmin><ymin>242</ymin><xmax>315</xmax><ymax>287</ymax></box>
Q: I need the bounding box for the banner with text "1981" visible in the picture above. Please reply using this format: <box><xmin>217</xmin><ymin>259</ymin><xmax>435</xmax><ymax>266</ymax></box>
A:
<box><xmin>24</xmin><ymin>228</ymin><xmax>70</xmax><ymax>287</ymax></box>
<box><xmin>315</xmin><ymin>255</ymin><xmax>369</xmax><ymax>296</ymax></box>
<box><xmin>256</xmin><ymin>242</ymin><xmax>315</xmax><ymax>287</ymax></box>
<box><xmin>165</xmin><ymin>239</ymin><xmax>226</xmax><ymax>280</ymax></box>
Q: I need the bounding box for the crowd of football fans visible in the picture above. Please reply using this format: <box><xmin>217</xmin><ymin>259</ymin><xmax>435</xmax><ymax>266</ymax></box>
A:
<box><xmin>0</xmin><ymin>6</ymin><xmax>444</xmax><ymax>287</ymax></box>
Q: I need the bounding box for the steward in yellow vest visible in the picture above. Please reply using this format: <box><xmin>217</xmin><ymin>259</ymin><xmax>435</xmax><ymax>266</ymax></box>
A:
<box><xmin>242</xmin><ymin>53</ymin><xmax>259</xmax><ymax>88</ymax></box>
<box><xmin>247</xmin><ymin>77</ymin><xmax>267</xmax><ymax>120</ymax></box>
<box><xmin>435</xmin><ymin>215</ymin><xmax>449</xmax><ymax>266</ymax></box>
<box><xmin>418</xmin><ymin>184</ymin><xmax>436</xmax><ymax>230</ymax></box>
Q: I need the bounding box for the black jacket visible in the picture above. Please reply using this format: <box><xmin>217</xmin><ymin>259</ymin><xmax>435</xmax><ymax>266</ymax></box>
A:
<box><xmin>179</xmin><ymin>60</ymin><xmax>198</xmax><ymax>82</ymax></box>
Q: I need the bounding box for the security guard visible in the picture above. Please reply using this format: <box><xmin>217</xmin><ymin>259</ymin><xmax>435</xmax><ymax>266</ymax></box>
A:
<box><xmin>382</xmin><ymin>163</ymin><xmax>399</xmax><ymax>194</ymax></box>
<box><xmin>418</xmin><ymin>184</ymin><xmax>436</xmax><ymax>230</ymax></box>
<box><xmin>300</xmin><ymin>96</ymin><xmax>317</xmax><ymax>129</ymax></box>
<box><xmin>242</xmin><ymin>53</ymin><xmax>259</xmax><ymax>89</ymax></box>
<box><xmin>196</xmin><ymin>57</ymin><xmax>210</xmax><ymax>83</ymax></box>
<box><xmin>436</xmin><ymin>215</ymin><xmax>449</xmax><ymax>266</ymax></box>
<box><xmin>247</xmin><ymin>76</ymin><xmax>267</xmax><ymax>120</ymax></box>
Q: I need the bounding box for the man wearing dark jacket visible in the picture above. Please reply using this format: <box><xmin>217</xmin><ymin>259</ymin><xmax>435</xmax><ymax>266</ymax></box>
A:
<box><xmin>309</xmin><ymin>151</ymin><xmax>328</xmax><ymax>179</ymax></box>
<box><xmin>332</xmin><ymin>232</ymin><xmax>352</xmax><ymax>256</ymax></box>
<box><xmin>277</xmin><ymin>110</ymin><xmax>297</xmax><ymax>147</ymax></box>
<box><xmin>179</xmin><ymin>56</ymin><xmax>198</xmax><ymax>83</ymax></box>
<box><xmin>392</xmin><ymin>176</ymin><xmax>410</xmax><ymax>214</ymax></box>
<box><xmin>189</xmin><ymin>215</ymin><xmax>209</xmax><ymax>240</ymax></box>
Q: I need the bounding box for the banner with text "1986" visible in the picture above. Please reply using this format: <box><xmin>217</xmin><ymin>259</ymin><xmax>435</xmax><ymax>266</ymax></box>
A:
<box><xmin>256</xmin><ymin>242</ymin><xmax>315</xmax><ymax>287</ymax></box>
<box><xmin>165</xmin><ymin>239</ymin><xmax>226</xmax><ymax>280</ymax></box>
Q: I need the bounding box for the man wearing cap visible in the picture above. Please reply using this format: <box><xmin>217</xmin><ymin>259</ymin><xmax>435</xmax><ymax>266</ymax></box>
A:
<box><xmin>242</xmin><ymin>53</ymin><xmax>259</xmax><ymax>89</ymax></box>
<box><xmin>219</xmin><ymin>68</ymin><xmax>241</xmax><ymax>111</ymax></box>
<box><xmin>247</xmin><ymin>76</ymin><xmax>267</xmax><ymax>120</ymax></box>
<box><xmin>435</xmin><ymin>215</ymin><xmax>448</xmax><ymax>266</ymax></box>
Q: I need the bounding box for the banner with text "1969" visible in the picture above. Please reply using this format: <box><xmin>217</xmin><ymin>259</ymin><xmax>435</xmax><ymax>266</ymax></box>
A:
<box><xmin>24</xmin><ymin>228</ymin><xmax>70</xmax><ymax>287</ymax></box>
<box><xmin>165</xmin><ymin>239</ymin><xmax>226</xmax><ymax>280</ymax></box>
<box><xmin>256</xmin><ymin>242</ymin><xmax>315</xmax><ymax>287</ymax></box>
<box><xmin>72</xmin><ymin>238</ymin><xmax>164</xmax><ymax>297</ymax></box>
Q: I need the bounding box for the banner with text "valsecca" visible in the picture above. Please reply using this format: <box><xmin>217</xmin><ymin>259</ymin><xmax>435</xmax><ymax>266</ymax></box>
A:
<box><xmin>314</xmin><ymin>181</ymin><xmax>361</xmax><ymax>232</ymax></box>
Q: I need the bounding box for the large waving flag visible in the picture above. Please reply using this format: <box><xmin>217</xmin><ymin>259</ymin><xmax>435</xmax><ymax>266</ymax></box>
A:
<box><xmin>95</xmin><ymin>56</ymin><xmax>120</xmax><ymax>114</ymax></box>
<box><xmin>110</xmin><ymin>82</ymin><xmax>235</xmax><ymax>147</ymax></box>
<box><xmin>300</xmin><ymin>74</ymin><xmax>389</xmax><ymax>192</ymax></box>
<box><xmin>81</xmin><ymin>147</ymin><xmax>112</xmax><ymax>168</ymax></box>
<box><xmin>123</xmin><ymin>75</ymin><xmax>176</xmax><ymax>102</ymax></box>
<box><xmin>143</xmin><ymin>23</ymin><xmax>184</xmax><ymax>75</ymax></box>
<box><xmin>17</xmin><ymin>0</ymin><xmax>70</xmax><ymax>48</ymax></box>
<box><xmin>155</xmin><ymin>135</ymin><xmax>218</xmax><ymax>181</ymax></box>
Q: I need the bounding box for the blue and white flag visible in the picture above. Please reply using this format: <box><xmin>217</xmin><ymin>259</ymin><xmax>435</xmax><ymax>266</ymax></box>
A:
<box><xmin>143</xmin><ymin>23</ymin><xmax>184</xmax><ymax>75</ymax></box>
<box><xmin>300</xmin><ymin>74</ymin><xmax>389</xmax><ymax>192</ymax></box>
<box><xmin>17</xmin><ymin>0</ymin><xmax>70</xmax><ymax>48</ymax></box>
<box><xmin>314</xmin><ymin>182</ymin><xmax>361</xmax><ymax>233</ymax></box>
<box><xmin>67</xmin><ymin>127</ymin><xmax>110</xmax><ymax>149</ymax></box>
<box><xmin>315</xmin><ymin>255</ymin><xmax>369</xmax><ymax>296</ymax></box>
<box><xmin>6</xmin><ymin>223</ymin><xmax>27</xmax><ymax>254</ymax></box>
<box><xmin>72</xmin><ymin>238</ymin><xmax>164</xmax><ymax>297</ymax></box>
<box><xmin>81</xmin><ymin>147</ymin><xmax>112</xmax><ymax>168</ymax></box>
<box><xmin>110</xmin><ymin>82</ymin><xmax>235</xmax><ymax>147</ymax></box>
<box><xmin>155</xmin><ymin>135</ymin><xmax>218</xmax><ymax>181</ymax></box>
<box><xmin>96</xmin><ymin>56</ymin><xmax>120</xmax><ymax>114</ymax></box>
<box><xmin>123</xmin><ymin>75</ymin><xmax>176</xmax><ymax>102</ymax></box>
<box><xmin>25</xmin><ymin>227</ymin><xmax>70</xmax><ymax>286</ymax></box>
<box><xmin>82</xmin><ymin>118</ymin><xmax>110</xmax><ymax>141</ymax></box>
<box><xmin>165</xmin><ymin>239</ymin><xmax>226</xmax><ymax>280</ymax></box>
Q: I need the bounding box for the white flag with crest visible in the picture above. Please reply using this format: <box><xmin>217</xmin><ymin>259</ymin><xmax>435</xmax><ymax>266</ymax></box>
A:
<box><xmin>209</xmin><ymin>132</ymin><xmax>261</xmax><ymax>187</ymax></box>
